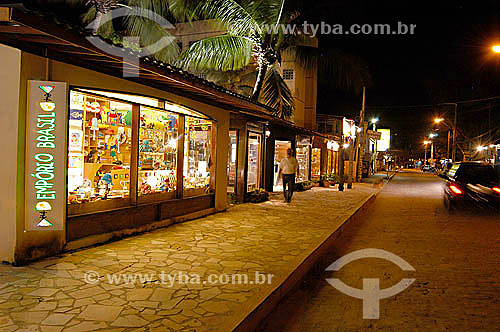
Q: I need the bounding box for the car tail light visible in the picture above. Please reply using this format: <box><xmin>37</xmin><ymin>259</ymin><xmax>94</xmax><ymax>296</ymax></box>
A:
<box><xmin>449</xmin><ymin>185</ymin><xmax>463</xmax><ymax>195</ymax></box>
<box><xmin>493</xmin><ymin>187</ymin><xmax>500</xmax><ymax>194</ymax></box>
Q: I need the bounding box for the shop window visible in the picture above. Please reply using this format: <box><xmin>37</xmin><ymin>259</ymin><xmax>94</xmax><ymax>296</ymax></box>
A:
<box><xmin>283</xmin><ymin>69</ymin><xmax>294</xmax><ymax>80</ymax></box>
<box><xmin>227</xmin><ymin>130</ymin><xmax>238</xmax><ymax>193</ymax></box>
<box><xmin>247</xmin><ymin>133</ymin><xmax>262</xmax><ymax>192</ymax></box>
<box><xmin>184</xmin><ymin>117</ymin><xmax>216</xmax><ymax>197</ymax></box>
<box><xmin>68</xmin><ymin>91</ymin><xmax>132</xmax><ymax>207</ymax></box>
<box><xmin>138</xmin><ymin>107</ymin><xmax>178</xmax><ymax>198</ymax></box>
<box><xmin>296</xmin><ymin>136</ymin><xmax>311</xmax><ymax>182</ymax></box>
<box><xmin>311</xmin><ymin>148</ymin><xmax>321</xmax><ymax>179</ymax></box>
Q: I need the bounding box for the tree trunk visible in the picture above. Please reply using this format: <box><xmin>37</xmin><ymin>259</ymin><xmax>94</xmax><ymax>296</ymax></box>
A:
<box><xmin>91</xmin><ymin>11</ymin><xmax>103</xmax><ymax>35</ymax></box>
<box><xmin>251</xmin><ymin>63</ymin><xmax>268</xmax><ymax>101</ymax></box>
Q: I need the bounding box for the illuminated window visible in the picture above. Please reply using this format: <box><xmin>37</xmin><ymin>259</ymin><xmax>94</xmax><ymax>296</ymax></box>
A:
<box><xmin>227</xmin><ymin>130</ymin><xmax>237</xmax><ymax>193</ymax></box>
<box><xmin>247</xmin><ymin>133</ymin><xmax>262</xmax><ymax>192</ymax></box>
<box><xmin>184</xmin><ymin>117</ymin><xmax>216</xmax><ymax>196</ymax></box>
<box><xmin>67</xmin><ymin>91</ymin><xmax>132</xmax><ymax>206</ymax></box>
<box><xmin>311</xmin><ymin>148</ymin><xmax>321</xmax><ymax>179</ymax></box>
<box><xmin>138</xmin><ymin>107</ymin><xmax>178</xmax><ymax>197</ymax></box>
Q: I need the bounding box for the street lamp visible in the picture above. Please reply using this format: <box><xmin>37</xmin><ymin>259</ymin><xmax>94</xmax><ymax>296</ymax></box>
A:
<box><xmin>493</xmin><ymin>45</ymin><xmax>500</xmax><ymax>53</ymax></box>
<box><xmin>433</xmin><ymin>117</ymin><xmax>455</xmax><ymax>160</ymax></box>
<box><xmin>371</xmin><ymin>118</ymin><xmax>379</xmax><ymax>173</ymax></box>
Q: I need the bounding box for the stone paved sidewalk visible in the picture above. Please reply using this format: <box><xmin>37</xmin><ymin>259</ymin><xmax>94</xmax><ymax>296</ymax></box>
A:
<box><xmin>0</xmin><ymin>184</ymin><xmax>379</xmax><ymax>332</ymax></box>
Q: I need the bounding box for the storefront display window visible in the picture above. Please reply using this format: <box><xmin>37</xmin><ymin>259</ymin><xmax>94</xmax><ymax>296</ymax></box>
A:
<box><xmin>247</xmin><ymin>133</ymin><xmax>262</xmax><ymax>192</ymax></box>
<box><xmin>311</xmin><ymin>148</ymin><xmax>321</xmax><ymax>179</ymax></box>
<box><xmin>138</xmin><ymin>107</ymin><xmax>178</xmax><ymax>197</ymax></box>
<box><xmin>296</xmin><ymin>136</ymin><xmax>311</xmax><ymax>183</ymax></box>
<box><xmin>68</xmin><ymin>89</ymin><xmax>217</xmax><ymax>214</ymax></box>
<box><xmin>227</xmin><ymin>130</ymin><xmax>237</xmax><ymax>193</ymax></box>
<box><xmin>68</xmin><ymin>91</ymin><xmax>132</xmax><ymax>205</ymax></box>
<box><xmin>184</xmin><ymin>117</ymin><xmax>216</xmax><ymax>196</ymax></box>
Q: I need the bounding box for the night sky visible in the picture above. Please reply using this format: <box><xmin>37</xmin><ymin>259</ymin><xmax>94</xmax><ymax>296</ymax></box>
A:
<box><xmin>305</xmin><ymin>0</ymin><xmax>500</xmax><ymax>154</ymax></box>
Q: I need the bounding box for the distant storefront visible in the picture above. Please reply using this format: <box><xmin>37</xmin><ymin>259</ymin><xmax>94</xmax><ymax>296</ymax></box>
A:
<box><xmin>227</xmin><ymin>114</ymin><xmax>266</xmax><ymax>203</ymax></box>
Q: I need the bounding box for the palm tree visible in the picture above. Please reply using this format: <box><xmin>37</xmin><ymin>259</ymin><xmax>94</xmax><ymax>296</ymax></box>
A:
<box><xmin>176</xmin><ymin>0</ymin><xmax>371</xmax><ymax>118</ymax></box>
<box><xmin>39</xmin><ymin>0</ymin><xmax>370</xmax><ymax>119</ymax></box>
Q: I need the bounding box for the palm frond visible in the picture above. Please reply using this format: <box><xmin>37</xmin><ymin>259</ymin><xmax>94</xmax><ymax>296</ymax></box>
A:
<box><xmin>294</xmin><ymin>47</ymin><xmax>372</xmax><ymax>95</ymax></box>
<box><xmin>166</xmin><ymin>0</ymin><xmax>204</xmax><ymax>22</ymax></box>
<box><xmin>291</xmin><ymin>45</ymin><xmax>319</xmax><ymax>70</ymax></box>
<box><xmin>194</xmin><ymin>0</ymin><xmax>261</xmax><ymax>36</ymax></box>
<box><xmin>261</xmin><ymin>66</ymin><xmax>294</xmax><ymax>119</ymax></box>
<box><xmin>124</xmin><ymin>10</ymin><xmax>180</xmax><ymax>63</ymax></box>
<box><xmin>318</xmin><ymin>48</ymin><xmax>372</xmax><ymax>94</ymax></box>
<box><xmin>177</xmin><ymin>34</ymin><xmax>253</xmax><ymax>71</ymax></box>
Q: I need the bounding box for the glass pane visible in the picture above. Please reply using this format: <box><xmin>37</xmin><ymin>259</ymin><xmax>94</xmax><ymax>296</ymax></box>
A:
<box><xmin>247</xmin><ymin>133</ymin><xmax>262</xmax><ymax>192</ymax></box>
<box><xmin>138</xmin><ymin>107</ymin><xmax>178</xmax><ymax>196</ymax></box>
<box><xmin>184</xmin><ymin>117</ymin><xmax>215</xmax><ymax>195</ymax></box>
<box><xmin>68</xmin><ymin>91</ymin><xmax>132</xmax><ymax>205</ymax></box>
<box><xmin>296</xmin><ymin>144</ymin><xmax>310</xmax><ymax>182</ymax></box>
<box><xmin>311</xmin><ymin>148</ymin><xmax>321</xmax><ymax>179</ymax></box>
<box><xmin>227</xmin><ymin>130</ymin><xmax>237</xmax><ymax>193</ymax></box>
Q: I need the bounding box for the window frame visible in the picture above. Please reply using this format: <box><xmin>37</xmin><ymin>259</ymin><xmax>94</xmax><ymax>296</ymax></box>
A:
<box><xmin>67</xmin><ymin>88</ymin><xmax>217</xmax><ymax>216</ymax></box>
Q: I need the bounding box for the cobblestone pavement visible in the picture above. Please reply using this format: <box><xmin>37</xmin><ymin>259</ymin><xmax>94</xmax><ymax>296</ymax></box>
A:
<box><xmin>259</xmin><ymin>172</ymin><xmax>500</xmax><ymax>332</ymax></box>
<box><xmin>0</xmin><ymin>184</ymin><xmax>379</xmax><ymax>332</ymax></box>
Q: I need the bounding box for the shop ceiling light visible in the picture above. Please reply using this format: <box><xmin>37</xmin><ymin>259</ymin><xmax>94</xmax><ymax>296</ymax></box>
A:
<box><xmin>492</xmin><ymin>187</ymin><xmax>500</xmax><ymax>194</ymax></box>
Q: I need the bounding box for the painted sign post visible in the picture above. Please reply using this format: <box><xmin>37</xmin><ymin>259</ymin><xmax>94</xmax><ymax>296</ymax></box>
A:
<box><xmin>26</xmin><ymin>81</ymin><xmax>67</xmax><ymax>231</ymax></box>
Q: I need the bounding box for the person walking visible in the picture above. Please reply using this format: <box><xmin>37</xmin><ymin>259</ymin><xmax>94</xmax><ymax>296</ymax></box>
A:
<box><xmin>277</xmin><ymin>148</ymin><xmax>299</xmax><ymax>203</ymax></box>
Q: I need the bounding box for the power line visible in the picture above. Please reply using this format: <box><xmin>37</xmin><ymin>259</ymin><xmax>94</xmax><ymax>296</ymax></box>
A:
<box><xmin>367</xmin><ymin>94</ymin><xmax>500</xmax><ymax>110</ymax></box>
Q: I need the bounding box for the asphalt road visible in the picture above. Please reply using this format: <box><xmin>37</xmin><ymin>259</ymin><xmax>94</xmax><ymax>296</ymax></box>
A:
<box><xmin>258</xmin><ymin>171</ymin><xmax>500</xmax><ymax>331</ymax></box>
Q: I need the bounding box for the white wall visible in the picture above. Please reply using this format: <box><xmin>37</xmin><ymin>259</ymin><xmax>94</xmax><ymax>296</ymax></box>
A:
<box><xmin>0</xmin><ymin>44</ymin><xmax>21</xmax><ymax>262</ymax></box>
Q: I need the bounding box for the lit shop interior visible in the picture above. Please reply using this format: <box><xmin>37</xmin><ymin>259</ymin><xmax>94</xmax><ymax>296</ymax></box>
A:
<box><xmin>296</xmin><ymin>136</ymin><xmax>312</xmax><ymax>182</ymax></box>
<box><xmin>67</xmin><ymin>89</ymin><xmax>216</xmax><ymax>215</ymax></box>
<box><xmin>227</xmin><ymin>123</ymin><xmax>265</xmax><ymax>202</ymax></box>
<box><xmin>311</xmin><ymin>148</ymin><xmax>321</xmax><ymax>179</ymax></box>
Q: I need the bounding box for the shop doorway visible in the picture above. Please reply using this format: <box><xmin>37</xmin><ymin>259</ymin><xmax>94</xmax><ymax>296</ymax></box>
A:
<box><xmin>247</xmin><ymin>132</ymin><xmax>263</xmax><ymax>192</ymax></box>
<box><xmin>273</xmin><ymin>140</ymin><xmax>292</xmax><ymax>191</ymax></box>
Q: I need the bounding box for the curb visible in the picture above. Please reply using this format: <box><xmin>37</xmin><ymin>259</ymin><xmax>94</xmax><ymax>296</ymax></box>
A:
<box><xmin>223</xmin><ymin>177</ymin><xmax>394</xmax><ymax>332</ymax></box>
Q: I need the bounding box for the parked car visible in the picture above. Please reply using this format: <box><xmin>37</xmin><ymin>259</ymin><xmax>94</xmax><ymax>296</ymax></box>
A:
<box><xmin>440</xmin><ymin>162</ymin><xmax>500</xmax><ymax>213</ymax></box>
<box><xmin>422</xmin><ymin>165</ymin><xmax>435</xmax><ymax>173</ymax></box>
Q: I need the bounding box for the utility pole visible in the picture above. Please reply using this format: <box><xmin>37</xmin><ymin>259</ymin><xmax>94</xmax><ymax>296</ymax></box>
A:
<box><xmin>430</xmin><ymin>141</ymin><xmax>434</xmax><ymax>165</ymax></box>
<box><xmin>447</xmin><ymin>130</ymin><xmax>451</xmax><ymax>160</ymax></box>
<box><xmin>338</xmin><ymin>144</ymin><xmax>345</xmax><ymax>191</ymax></box>
<box><xmin>347</xmin><ymin>142</ymin><xmax>355</xmax><ymax>189</ymax></box>
<box><xmin>424</xmin><ymin>144</ymin><xmax>428</xmax><ymax>165</ymax></box>
<box><xmin>452</xmin><ymin>103</ymin><xmax>457</xmax><ymax>161</ymax></box>
<box><xmin>356</xmin><ymin>87</ymin><xmax>367</xmax><ymax>182</ymax></box>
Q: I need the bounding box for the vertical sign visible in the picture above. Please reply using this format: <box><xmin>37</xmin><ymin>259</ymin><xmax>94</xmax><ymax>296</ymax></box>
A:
<box><xmin>376</xmin><ymin>129</ymin><xmax>391</xmax><ymax>152</ymax></box>
<box><xmin>26</xmin><ymin>81</ymin><xmax>67</xmax><ymax>231</ymax></box>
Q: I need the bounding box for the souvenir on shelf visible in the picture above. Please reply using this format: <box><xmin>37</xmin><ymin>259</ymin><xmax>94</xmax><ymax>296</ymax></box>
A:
<box><xmin>68</xmin><ymin>91</ymin><xmax>132</xmax><ymax>205</ymax></box>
